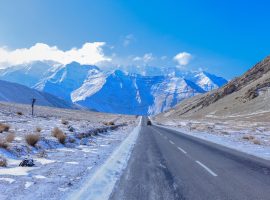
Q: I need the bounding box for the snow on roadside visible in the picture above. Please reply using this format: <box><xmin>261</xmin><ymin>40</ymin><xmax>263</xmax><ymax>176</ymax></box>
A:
<box><xmin>0</xmin><ymin>102</ymin><xmax>138</xmax><ymax>200</ymax></box>
<box><xmin>68</xmin><ymin>117</ymin><xmax>142</xmax><ymax>200</ymax></box>
<box><xmin>157</xmin><ymin>124</ymin><xmax>270</xmax><ymax>160</ymax></box>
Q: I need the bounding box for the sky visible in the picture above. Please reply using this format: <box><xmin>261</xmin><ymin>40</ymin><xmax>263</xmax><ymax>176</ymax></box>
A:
<box><xmin>0</xmin><ymin>0</ymin><xmax>270</xmax><ymax>79</ymax></box>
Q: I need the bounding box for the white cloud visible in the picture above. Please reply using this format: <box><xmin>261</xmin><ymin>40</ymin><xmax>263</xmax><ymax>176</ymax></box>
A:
<box><xmin>173</xmin><ymin>52</ymin><xmax>192</xmax><ymax>66</ymax></box>
<box><xmin>123</xmin><ymin>34</ymin><xmax>135</xmax><ymax>47</ymax></box>
<box><xmin>0</xmin><ymin>42</ymin><xmax>110</xmax><ymax>67</ymax></box>
<box><xmin>133</xmin><ymin>53</ymin><xmax>154</xmax><ymax>63</ymax></box>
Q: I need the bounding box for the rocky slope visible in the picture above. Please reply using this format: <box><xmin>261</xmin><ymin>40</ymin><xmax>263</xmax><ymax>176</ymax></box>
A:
<box><xmin>156</xmin><ymin>55</ymin><xmax>270</xmax><ymax>121</ymax></box>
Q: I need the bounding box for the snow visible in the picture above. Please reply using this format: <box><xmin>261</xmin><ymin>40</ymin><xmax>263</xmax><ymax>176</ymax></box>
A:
<box><xmin>68</xmin><ymin>117</ymin><xmax>141</xmax><ymax>200</ymax></box>
<box><xmin>66</xmin><ymin>161</ymin><xmax>79</xmax><ymax>165</ymax></box>
<box><xmin>0</xmin><ymin>167</ymin><xmax>37</xmax><ymax>176</ymax></box>
<box><xmin>0</xmin><ymin>101</ymin><xmax>137</xmax><ymax>199</ymax></box>
<box><xmin>34</xmin><ymin>175</ymin><xmax>46</xmax><ymax>179</ymax></box>
<box><xmin>25</xmin><ymin>182</ymin><xmax>34</xmax><ymax>189</ymax></box>
<box><xmin>71</xmin><ymin>71</ymin><xmax>106</xmax><ymax>102</ymax></box>
<box><xmin>0</xmin><ymin>178</ymin><xmax>15</xmax><ymax>184</ymax></box>
<box><xmin>35</xmin><ymin>158</ymin><xmax>56</xmax><ymax>165</ymax></box>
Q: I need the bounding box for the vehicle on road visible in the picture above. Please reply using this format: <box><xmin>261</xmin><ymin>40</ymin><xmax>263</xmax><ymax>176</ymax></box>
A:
<box><xmin>147</xmin><ymin>120</ymin><xmax>152</xmax><ymax>125</ymax></box>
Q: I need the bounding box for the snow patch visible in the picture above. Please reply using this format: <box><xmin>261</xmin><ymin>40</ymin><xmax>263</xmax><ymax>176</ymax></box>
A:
<box><xmin>0</xmin><ymin>177</ymin><xmax>15</xmax><ymax>184</ymax></box>
<box><xmin>34</xmin><ymin>175</ymin><xmax>46</xmax><ymax>179</ymax></box>
<box><xmin>0</xmin><ymin>167</ymin><xmax>37</xmax><ymax>176</ymax></box>
<box><xmin>25</xmin><ymin>181</ymin><xmax>34</xmax><ymax>189</ymax></box>
<box><xmin>66</xmin><ymin>161</ymin><xmax>79</xmax><ymax>165</ymax></box>
<box><xmin>36</xmin><ymin>158</ymin><xmax>56</xmax><ymax>165</ymax></box>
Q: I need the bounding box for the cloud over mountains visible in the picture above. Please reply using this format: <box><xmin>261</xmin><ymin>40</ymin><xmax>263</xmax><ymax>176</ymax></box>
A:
<box><xmin>0</xmin><ymin>42</ymin><xmax>110</xmax><ymax>67</ymax></box>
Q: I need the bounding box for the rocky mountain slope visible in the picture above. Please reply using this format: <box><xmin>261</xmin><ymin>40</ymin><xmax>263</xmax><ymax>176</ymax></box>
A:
<box><xmin>0</xmin><ymin>79</ymin><xmax>75</xmax><ymax>109</ymax></box>
<box><xmin>0</xmin><ymin>61</ymin><xmax>227</xmax><ymax>115</ymax></box>
<box><xmin>156</xmin><ymin>55</ymin><xmax>270</xmax><ymax>120</ymax></box>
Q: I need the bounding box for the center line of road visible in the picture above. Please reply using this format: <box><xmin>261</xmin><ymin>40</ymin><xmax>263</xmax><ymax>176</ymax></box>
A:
<box><xmin>177</xmin><ymin>146</ymin><xmax>187</xmax><ymax>154</ymax></box>
<box><xmin>169</xmin><ymin>140</ymin><xmax>175</xmax><ymax>145</ymax></box>
<box><xmin>196</xmin><ymin>161</ymin><xmax>218</xmax><ymax>177</ymax></box>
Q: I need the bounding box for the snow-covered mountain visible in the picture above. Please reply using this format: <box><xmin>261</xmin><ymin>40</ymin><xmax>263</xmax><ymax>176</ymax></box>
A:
<box><xmin>34</xmin><ymin>62</ymin><xmax>102</xmax><ymax>101</ymax></box>
<box><xmin>0</xmin><ymin>79</ymin><xmax>75</xmax><ymax>108</ymax></box>
<box><xmin>192</xmin><ymin>71</ymin><xmax>228</xmax><ymax>91</ymax></box>
<box><xmin>0</xmin><ymin>61</ymin><xmax>60</xmax><ymax>88</ymax></box>
<box><xmin>0</xmin><ymin>61</ymin><xmax>227</xmax><ymax>115</ymax></box>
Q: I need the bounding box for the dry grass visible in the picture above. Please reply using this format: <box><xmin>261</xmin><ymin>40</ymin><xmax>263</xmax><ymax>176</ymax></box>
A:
<box><xmin>6</xmin><ymin>132</ymin><xmax>15</xmax><ymax>143</ymax></box>
<box><xmin>242</xmin><ymin>135</ymin><xmax>255</xmax><ymax>140</ymax></box>
<box><xmin>25</xmin><ymin>133</ymin><xmax>40</xmax><ymax>147</ymax></box>
<box><xmin>0</xmin><ymin>157</ymin><xmax>7</xmax><ymax>167</ymax></box>
<box><xmin>0</xmin><ymin>123</ymin><xmax>10</xmax><ymax>133</ymax></box>
<box><xmin>61</xmin><ymin>119</ymin><xmax>69</xmax><ymax>125</ymax></box>
<box><xmin>16</xmin><ymin>111</ymin><xmax>23</xmax><ymax>116</ymax></box>
<box><xmin>52</xmin><ymin>127</ymin><xmax>66</xmax><ymax>144</ymax></box>
<box><xmin>253</xmin><ymin>139</ymin><xmax>261</xmax><ymax>145</ymax></box>
<box><xmin>103</xmin><ymin>121</ymin><xmax>115</xmax><ymax>126</ymax></box>
<box><xmin>0</xmin><ymin>140</ymin><xmax>8</xmax><ymax>149</ymax></box>
<box><xmin>35</xmin><ymin>127</ymin><xmax>42</xmax><ymax>133</ymax></box>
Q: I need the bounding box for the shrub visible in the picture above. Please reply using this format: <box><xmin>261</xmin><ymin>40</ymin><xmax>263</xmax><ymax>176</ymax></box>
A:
<box><xmin>0</xmin><ymin>140</ymin><xmax>8</xmax><ymax>149</ymax></box>
<box><xmin>242</xmin><ymin>135</ymin><xmax>254</xmax><ymax>140</ymax></box>
<box><xmin>103</xmin><ymin>121</ymin><xmax>115</xmax><ymax>126</ymax></box>
<box><xmin>0</xmin><ymin>157</ymin><xmax>7</xmax><ymax>167</ymax></box>
<box><xmin>35</xmin><ymin>127</ymin><xmax>42</xmax><ymax>133</ymax></box>
<box><xmin>25</xmin><ymin>133</ymin><xmax>40</xmax><ymax>147</ymax></box>
<box><xmin>52</xmin><ymin>127</ymin><xmax>66</xmax><ymax>144</ymax></box>
<box><xmin>0</xmin><ymin>123</ymin><xmax>10</xmax><ymax>133</ymax></box>
<box><xmin>16</xmin><ymin>111</ymin><xmax>23</xmax><ymax>116</ymax></box>
<box><xmin>253</xmin><ymin>139</ymin><xmax>261</xmax><ymax>145</ymax></box>
<box><xmin>242</xmin><ymin>135</ymin><xmax>249</xmax><ymax>140</ymax></box>
<box><xmin>61</xmin><ymin>119</ymin><xmax>69</xmax><ymax>125</ymax></box>
<box><xmin>6</xmin><ymin>132</ymin><xmax>15</xmax><ymax>143</ymax></box>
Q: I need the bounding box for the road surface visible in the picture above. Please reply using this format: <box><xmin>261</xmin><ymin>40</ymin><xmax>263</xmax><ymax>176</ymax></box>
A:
<box><xmin>109</xmin><ymin>117</ymin><xmax>270</xmax><ymax>200</ymax></box>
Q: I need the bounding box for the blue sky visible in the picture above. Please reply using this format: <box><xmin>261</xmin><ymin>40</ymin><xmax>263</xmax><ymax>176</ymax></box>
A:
<box><xmin>0</xmin><ymin>0</ymin><xmax>270</xmax><ymax>79</ymax></box>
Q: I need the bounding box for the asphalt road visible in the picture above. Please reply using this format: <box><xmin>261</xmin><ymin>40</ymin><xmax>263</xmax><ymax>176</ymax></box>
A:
<box><xmin>109</xmin><ymin>117</ymin><xmax>270</xmax><ymax>200</ymax></box>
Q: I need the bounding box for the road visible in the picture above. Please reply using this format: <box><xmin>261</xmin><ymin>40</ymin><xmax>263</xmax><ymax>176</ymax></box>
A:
<box><xmin>109</xmin><ymin>117</ymin><xmax>270</xmax><ymax>200</ymax></box>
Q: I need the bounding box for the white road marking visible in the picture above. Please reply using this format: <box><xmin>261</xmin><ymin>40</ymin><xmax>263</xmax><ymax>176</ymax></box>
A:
<box><xmin>177</xmin><ymin>146</ymin><xmax>187</xmax><ymax>154</ymax></box>
<box><xmin>169</xmin><ymin>140</ymin><xmax>175</xmax><ymax>145</ymax></box>
<box><xmin>196</xmin><ymin>161</ymin><xmax>218</xmax><ymax>177</ymax></box>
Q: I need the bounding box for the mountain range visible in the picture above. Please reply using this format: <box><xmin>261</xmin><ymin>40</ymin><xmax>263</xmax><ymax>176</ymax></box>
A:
<box><xmin>0</xmin><ymin>61</ymin><xmax>227</xmax><ymax>115</ymax></box>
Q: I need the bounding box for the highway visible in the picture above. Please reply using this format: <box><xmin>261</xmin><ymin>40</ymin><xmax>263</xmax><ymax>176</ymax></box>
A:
<box><xmin>109</xmin><ymin>117</ymin><xmax>270</xmax><ymax>200</ymax></box>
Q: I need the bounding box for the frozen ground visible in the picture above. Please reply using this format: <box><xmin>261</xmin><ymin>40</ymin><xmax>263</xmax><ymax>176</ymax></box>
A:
<box><xmin>0</xmin><ymin>102</ymin><xmax>137</xmax><ymax>200</ymax></box>
<box><xmin>153</xmin><ymin>116</ymin><xmax>270</xmax><ymax>160</ymax></box>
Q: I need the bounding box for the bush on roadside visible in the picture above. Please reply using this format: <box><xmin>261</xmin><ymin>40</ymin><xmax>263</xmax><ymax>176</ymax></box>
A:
<box><xmin>242</xmin><ymin>135</ymin><xmax>255</xmax><ymax>140</ymax></box>
<box><xmin>35</xmin><ymin>127</ymin><xmax>42</xmax><ymax>133</ymax></box>
<box><xmin>52</xmin><ymin>127</ymin><xmax>66</xmax><ymax>144</ymax></box>
<box><xmin>25</xmin><ymin>133</ymin><xmax>40</xmax><ymax>147</ymax></box>
<box><xmin>16</xmin><ymin>111</ymin><xmax>23</xmax><ymax>116</ymax></box>
<box><xmin>0</xmin><ymin>123</ymin><xmax>10</xmax><ymax>133</ymax></box>
<box><xmin>253</xmin><ymin>139</ymin><xmax>261</xmax><ymax>145</ymax></box>
<box><xmin>6</xmin><ymin>132</ymin><xmax>15</xmax><ymax>143</ymax></box>
<box><xmin>0</xmin><ymin>140</ymin><xmax>8</xmax><ymax>149</ymax></box>
<box><xmin>61</xmin><ymin>119</ymin><xmax>69</xmax><ymax>125</ymax></box>
<box><xmin>103</xmin><ymin>121</ymin><xmax>115</xmax><ymax>126</ymax></box>
<box><xmin>0</xmin><ymin>157</ymin><xmax>7</xmax><ymax>167</ymax></box>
